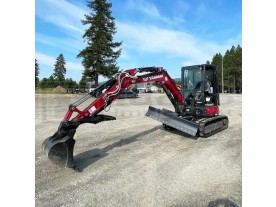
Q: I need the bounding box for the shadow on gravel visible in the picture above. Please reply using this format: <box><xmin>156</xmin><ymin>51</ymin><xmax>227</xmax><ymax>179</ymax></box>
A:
<box><xmin>207</xmin><ymin>198</ymin><xmax>239</xmax><ymax>207</ymax></box>
<box><xmin>73</xmin><ymin>126</ymin><xmax>162</xmax><ymax>172</ymax></box>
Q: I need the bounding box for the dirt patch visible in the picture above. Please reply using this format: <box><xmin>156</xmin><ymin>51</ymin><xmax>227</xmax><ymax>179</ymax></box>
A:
<box><xmin>35</xmin><ymin>93</ymin><xmax>83</xmax><ymax>99</ymax></box>
<box><xmin>52</xmin><ymin>86</ymin><xmax>67</xmax><ymax>94</ymax></box>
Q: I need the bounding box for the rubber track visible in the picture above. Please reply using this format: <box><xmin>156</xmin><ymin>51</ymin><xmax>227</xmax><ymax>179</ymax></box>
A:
<box><xmin>198</xmin><ymin>115</ymin><xmax>229</xmax><ymax>137</ymax></box>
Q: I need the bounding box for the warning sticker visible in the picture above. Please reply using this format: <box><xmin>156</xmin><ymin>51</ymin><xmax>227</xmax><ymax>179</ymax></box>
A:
<box><xmin>89</xmin><ymin>106</ymin><xmax>97</xmax><ymax>114</ymax></box>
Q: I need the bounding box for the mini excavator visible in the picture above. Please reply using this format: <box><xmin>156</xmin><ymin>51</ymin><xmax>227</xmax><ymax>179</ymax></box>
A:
<box><xmin>42</xmin><ymin>64</ymin><xmax>228</xmax><ymax>169</ymax></box>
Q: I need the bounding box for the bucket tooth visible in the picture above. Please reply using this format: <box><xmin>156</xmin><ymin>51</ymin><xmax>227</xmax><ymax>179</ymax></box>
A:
<box><xmin>146</xmin><ymin>106</ymin><xmax>199</xmax><ymax>137</ymax></box>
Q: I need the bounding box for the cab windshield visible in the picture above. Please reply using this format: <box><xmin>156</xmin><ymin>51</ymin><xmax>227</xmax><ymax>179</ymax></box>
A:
<box><xmin>183</xmin><ymin>69</ymin><xmax>202</xmax><ymax>90</ymax></box>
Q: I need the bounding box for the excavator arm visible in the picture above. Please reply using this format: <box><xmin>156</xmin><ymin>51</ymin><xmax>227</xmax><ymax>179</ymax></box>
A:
<box><xmin>62</xmin><ymin>67</ymin><xmax>184</xmax><ymax>122</ymax></box>
<box><xmin>42</xmin><ymin>67</ymin><xmax>186</xmax><ymax>169</ymax></box>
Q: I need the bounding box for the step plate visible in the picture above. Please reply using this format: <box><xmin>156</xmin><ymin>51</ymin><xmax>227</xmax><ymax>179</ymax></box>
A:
<box><xmin>146</xmin><ymin>106</ymin><xmax>199</xmax><ymax>136</ymax></box>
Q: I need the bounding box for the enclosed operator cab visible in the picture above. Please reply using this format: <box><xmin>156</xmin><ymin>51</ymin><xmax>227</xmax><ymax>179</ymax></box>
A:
<box><xmin>181</xmin><ymin>64</ymin><xmax>220</xmax><ymax>117</ymax></box>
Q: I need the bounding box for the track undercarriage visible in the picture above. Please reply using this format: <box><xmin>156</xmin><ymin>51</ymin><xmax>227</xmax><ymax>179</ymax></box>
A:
<box><xmin>146</xmin><ymin>106</ymin><xmax>228</xmax><ymax>138</ymax></box>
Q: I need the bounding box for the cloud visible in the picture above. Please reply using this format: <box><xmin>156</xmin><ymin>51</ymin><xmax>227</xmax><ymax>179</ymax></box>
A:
<box><xmin>227</xmin><ymin>33</ymin><xmax>242</xmax><ymax>47</ymax></box>
<box><xmin>119</xmin><ymin>50</ymin><xmax>129</xmax><ymax>60</ymax></box>
<box><xmin>35</xmin><ymin>52</ymin><xmax>83</xmax><ymax>71</ymax></box>
<box><xmin>182</xmin><ymin>60</ymin><xmax>196</xmax><ymax>67</ymax></box>
<box><xmin>116</xmin><ymin>22</ymin><xmax>229</xmax><ymax>64</ymax></box>
<box><xmin>66</xmin><ymin>62</ymin><xmax>83</xmax><ymax>71</ymax></box>
<box><xmin>127</xmin><ymin>0</ymin><xmax>168</xmax><ymax>23</ymax></box>
<box><xmin>127</xmin><ymin>0</ymin><xmax>185</xmax><ymax>25</ymax></box>
<box><xmin>36</xmin><ymin>0</ymin><xmax>88</xmax><ymax>38</ymax></box>
<box><xmin>35</xmin><ymin>52</ymin><xmax>55</xmax><ymax>66</ymax></box>
<box><xmin>35</xmin><ymin>33</ymin><xmax>85</xmax><ymax>53</ymax></box>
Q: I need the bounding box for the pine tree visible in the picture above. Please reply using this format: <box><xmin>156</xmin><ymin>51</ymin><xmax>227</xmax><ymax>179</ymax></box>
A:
<box><xmin>53</xmin><ymin>54</ymin><xmax>66</xmax><ymax>86</ymax></box>
<box><xmin>48</xmin><ymin>75</ymin><xmax>57</xmax><ymax>88</ymax></box>
<box><xmin>211</xmin><ymin>53</ymin><xmax>222</xmax><ymax>92</ymax></box>
<box><xmin>235</xmin><ymin>45</ymin><xmax>242</xmax><ymax>93</ymax></box>
<box><xmin>35</xmin><ymin>59</ymin><xmax>40</xmax><ymax>87</ymax></box>
<box><xmin>79</xmin><ymin>76</ymin><xmax>88</xmax><ymax>91</ymax></box>
<box><xmin>40</xmin><ymin>78</ymin><xmax>49</xmax><ymax>89</ymax></box>
<box><xmin>223</xmin><ymin>47</ymin><xmax>236</xmax><ymax>93</ymax></box>
<box><xmin>211</xmin><ymin>45</ymin><xmax>242</xmax><ymax>93</ymax></box>
<box><xmin>77</xmin><ymin>0</ymin><xmax>122</xmax><ymax>86</ymax></box>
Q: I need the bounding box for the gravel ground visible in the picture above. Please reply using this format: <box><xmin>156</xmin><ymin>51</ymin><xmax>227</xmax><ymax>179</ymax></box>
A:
<box><xmin>35</xmin><ymin>93</ymin><xmax>242</xmax><ymax>207</ymax></box>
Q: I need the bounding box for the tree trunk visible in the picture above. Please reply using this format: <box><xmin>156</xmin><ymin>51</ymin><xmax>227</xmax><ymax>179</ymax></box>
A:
<box><xmin>95</xmin><ymin>74</ymin><xmax>99</xmax><ymax>86</ymax></box>
<box><xmin>233</xmin><ymin>76</ymin><xmax>236</xmax><ymax>93</ymax></box>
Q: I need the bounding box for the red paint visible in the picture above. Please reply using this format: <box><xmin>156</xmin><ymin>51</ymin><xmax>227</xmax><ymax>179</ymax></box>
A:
<box><xmin>63</xmin><ymin>67</ymin><xmax>185</xmax><ymax>122</ymax></box>
<box><xmin>206</xmin><ymin>106</ymin><xmax>219</xmax><ymax>115</ymax></box>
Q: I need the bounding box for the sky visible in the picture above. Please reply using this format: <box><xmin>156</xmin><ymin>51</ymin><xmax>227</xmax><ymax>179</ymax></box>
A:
<box><xmin>35</xmin><ymin>0</ymin><xmax>242</xmax><ymax>82</ymax></box>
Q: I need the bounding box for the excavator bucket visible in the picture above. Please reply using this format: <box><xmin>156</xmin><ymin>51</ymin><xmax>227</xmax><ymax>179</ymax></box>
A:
<box><xmin>42</xmin><ymin>124</ymin><xmax>77</xmax><ymax>168</ymax></box>
<box><xmin>146</xmin><ymin>106</ymin><xmax>199</xmax><ymax>136</ymax></box>
<box><xmin>41</xmin><ymin>115</ymin><xmax>116</xmax><ymax>168</ymax></box>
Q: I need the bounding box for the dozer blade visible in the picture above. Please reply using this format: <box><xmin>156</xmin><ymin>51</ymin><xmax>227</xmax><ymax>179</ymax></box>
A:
<box><xmin>42</xmin><ymin>128</ymin><xmax>76</xmax><ymax>168</ymax></box>
<box><xmin>146</xmin><ymin>106</ymin><xmax>199</xmax><ymax>136</ymax></box>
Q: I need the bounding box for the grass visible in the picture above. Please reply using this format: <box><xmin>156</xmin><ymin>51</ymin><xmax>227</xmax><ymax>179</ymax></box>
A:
<box><xmin>35</xmin><ymin>88</ymin><xmax>55</xmax><ymax>94</ymax></box>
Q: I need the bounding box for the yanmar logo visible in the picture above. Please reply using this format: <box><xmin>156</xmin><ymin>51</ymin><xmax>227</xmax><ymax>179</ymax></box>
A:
<box><xmin>142</xmin><ymin>74</ymin><xmax>163</xmax><ymax>82</ymax></box>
